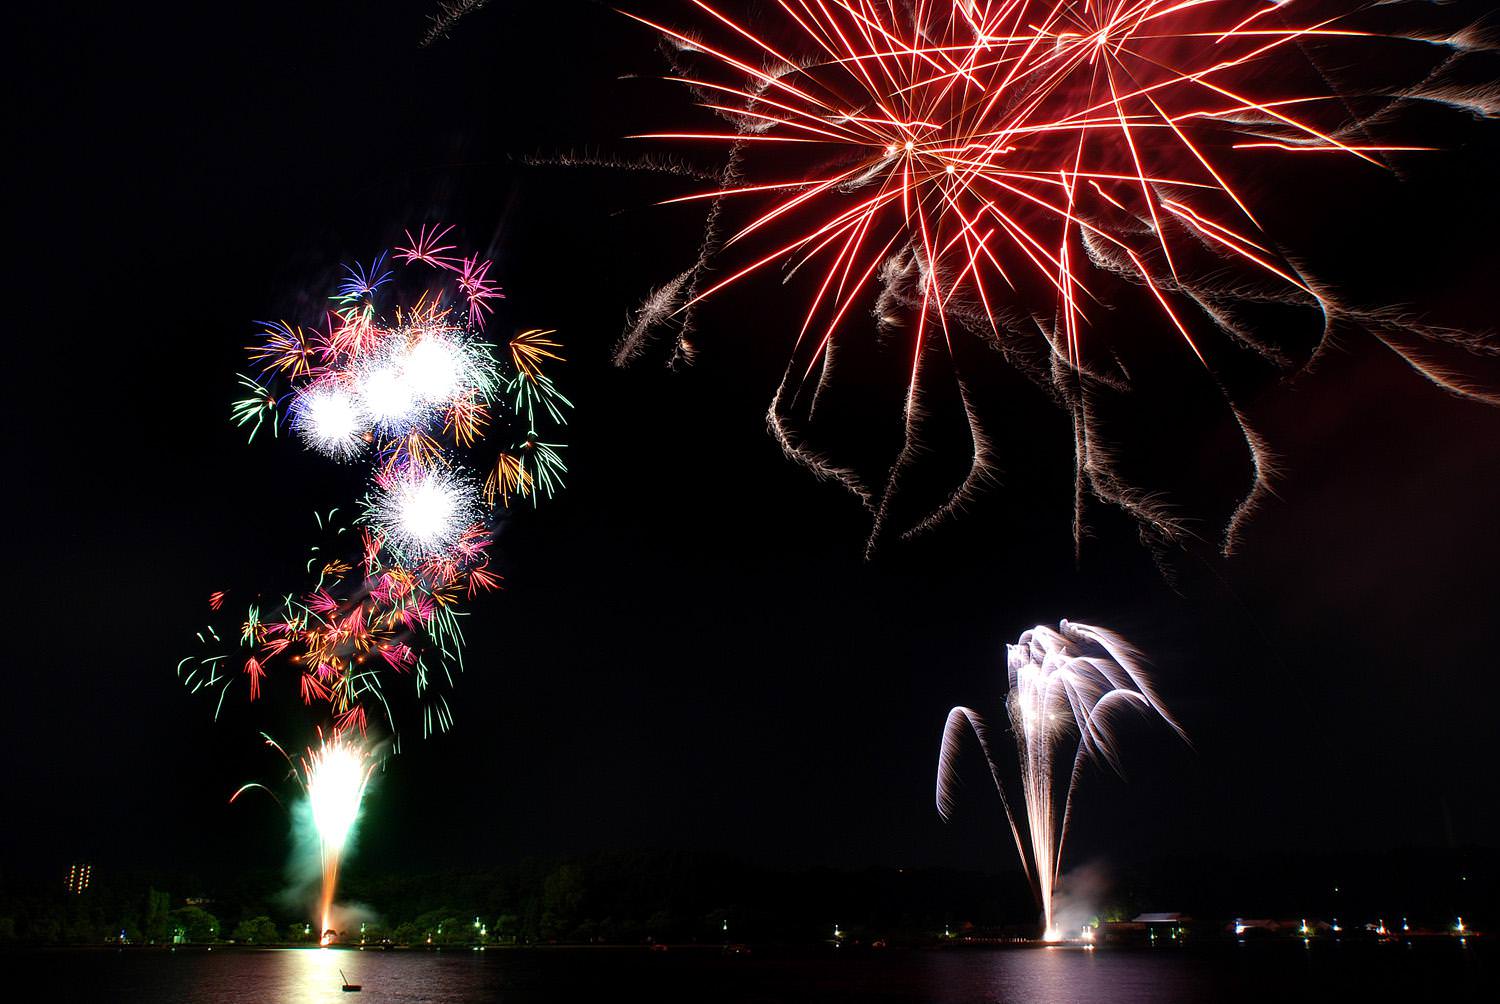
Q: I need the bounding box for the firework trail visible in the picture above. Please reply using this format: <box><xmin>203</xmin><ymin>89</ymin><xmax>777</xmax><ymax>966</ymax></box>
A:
<box><xmin>421</xmin><ymin>0</ymin><xmax>492</xmax><ymax>47</ymax></box>
<box><xmin>936</xmin><ymin>620</ymin><xmax>1186</xmax><ymax>938</ymax></box>
<box><xmin>610</xmin><ymin>0</ymin><xmax>1498</xmax><ymax>556</ymax></box>
<box><xmin>181</xmin><ymin>226</ymin><xmax>570</xmax><ymax>742</ymax></box>
<box><xmin>232</xmin><ymin>730</ymin><xmax>376</xmax><ymax>939</ymax></box>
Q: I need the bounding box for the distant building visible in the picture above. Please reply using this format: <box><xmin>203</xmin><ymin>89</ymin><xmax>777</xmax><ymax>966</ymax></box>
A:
<box><xmin>65</xmin><ymin>863</ymin><xmax>91</xmax><ymax>895</ymax></box>
<box><xmin>1134</xmin><ymin>912</ymin><xmax>1190</xmax><ymax>925</ymax></box>
<box><xmin>1099</xmin><ymin>913</ymin><xmax>1193</xmax><ymax>944</ymax></box>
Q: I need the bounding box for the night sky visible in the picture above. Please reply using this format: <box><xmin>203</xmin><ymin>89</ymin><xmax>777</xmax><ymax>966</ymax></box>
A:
<box><xmin>10</xmin><ymin>1</ymin><xmax>1499</xmax><ymax>885</ymax></box>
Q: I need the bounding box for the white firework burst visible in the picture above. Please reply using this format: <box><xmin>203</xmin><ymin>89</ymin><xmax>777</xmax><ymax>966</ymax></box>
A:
<box><xmin>291</xmin><ymin>382</ymin><xmax>369</xmax><ymax>460</ymax></box>
<box><xmin>368</xmin><ymin>465</ymin><xmax>482</xmax><ymax>560</ymax></box>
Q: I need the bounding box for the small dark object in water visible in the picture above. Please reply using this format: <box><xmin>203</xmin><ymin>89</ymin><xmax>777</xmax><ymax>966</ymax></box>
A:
<box><xmin>339</xmin><ymin>968</ymin><xmax>362</xmax><ymax>993</ymax></box>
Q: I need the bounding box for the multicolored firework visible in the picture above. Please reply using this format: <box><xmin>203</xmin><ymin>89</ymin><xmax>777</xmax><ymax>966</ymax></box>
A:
<box><xmin>232</xmin><ymin>730</ymin><xmax>377</xmax><ymax>939</ymax></box>
<box><xmin>181</xmin><ymin>226</ymin><xmax>569</xmax><ymax>740</ymax></box>
<box><xmin>616</xmin><ymin>0</ymin><xmax>1498</xmax><ymax>555</ymax></box>
<box><xmin>936</xmin><ymin>620</ymin><xmax>1186</xmax><ymax>938</ymax></box>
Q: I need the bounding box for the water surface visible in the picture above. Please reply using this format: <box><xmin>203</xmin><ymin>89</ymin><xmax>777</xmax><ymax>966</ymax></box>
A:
<box><xmin>20</xmin><ymin>941</ymin><xmax>1494</xmax><ymax>1003</ymax></box>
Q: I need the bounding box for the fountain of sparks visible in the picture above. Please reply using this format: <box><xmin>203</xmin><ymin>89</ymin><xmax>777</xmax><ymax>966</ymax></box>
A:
<box><xmin>937</xmin><ymin>621</ymin><xmax>1186</xmax><ymax>939</ymax></box>
<box><xmin>303</xmin><ymin>733</ymin><xmax>375</xmax><ymax>942</ymax></box>
<box><xmin>229</xmin><ymin>730</ymin><xmax>378</xmax><ymax>942</ymax></box>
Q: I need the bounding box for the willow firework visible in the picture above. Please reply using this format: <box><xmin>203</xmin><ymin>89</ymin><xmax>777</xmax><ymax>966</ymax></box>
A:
<box><xmin>619</xmin><ymin>0</ymin><xmax>1498</xmax><ymax>554</ymax></box>
<box><xmin>181</xmin><ymin>226</ymin><xmax>570</xmax><ymax>741</ymax></box>
<box><xmin>937</xmin><ymin>620</ymin><xmax>1187</xmax><ymax>938</ymax></box>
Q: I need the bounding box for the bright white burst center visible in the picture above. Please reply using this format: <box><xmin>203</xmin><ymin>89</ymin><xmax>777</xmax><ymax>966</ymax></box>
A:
<box><xmin>398</xmin><ymin>476</ymin><xmax>460</xmax><ymax>546</ymax></box>
<box><xmin>360</xmin><ymin>364</ymin><xmax>417</xmax><ymax>427</ymax></box>
<box><xmin>295</xmin><ymin>385</ymin><xmax>367</xmax><ymax>459</ymax></box>
<box><xmin>403</xmin><ymin>337</ymin><xmax>463</xmax><ymax>402</ymax></box>
<box><xmin>307</xmin><ymin>742</ymin><xmax>369</xmax><ymax>853</ymax></box>
<box><xmin>372</xmin><ymin>467</ymin><xmax>480</xmax><ymax>559</ymax></box>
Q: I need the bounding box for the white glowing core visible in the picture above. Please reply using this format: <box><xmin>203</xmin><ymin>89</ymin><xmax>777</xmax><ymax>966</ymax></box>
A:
<box><xmin>360</xmin><ymin>364</ymin><xmax>417</xmax><ymax>426</ymax></box>
<box><xmin>296</xmin><ymin>385</ymin><xmax>366</xmax><ymax>458</ymax></box>
<box><xmin>395</xmin><ymin>474</ymin><xmax>463</xmax><ymax>547</ymax></box>
<box><xmin>307</xmin><ymin>742</ymin><xmax>369</xmax><ymax>853</ymax></box>
<box><xmin>403</xmin><ymin>337</ymin><xmax>463</xmax><ymax>402</ymax></box>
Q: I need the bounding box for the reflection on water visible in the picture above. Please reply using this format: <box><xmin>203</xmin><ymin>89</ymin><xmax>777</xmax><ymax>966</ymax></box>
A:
<box><xmin>192</xmin><ymin>947</ymin><xmax>514</xmax><ymax>1004</ymax></box>
<box><xmin>288</xmin><ymin>948</ymin><xmax>360</xmax><ymax>1003</ymax></box>
<box><xmin>25</xmin><ymin>941</ymin><xmax>1497</xmax><ymax>1004</ymax></box>
<box><xmin>48</xmin><ymin>947</ymin><xmax>502</xmax><ymax>1004</ymax></box>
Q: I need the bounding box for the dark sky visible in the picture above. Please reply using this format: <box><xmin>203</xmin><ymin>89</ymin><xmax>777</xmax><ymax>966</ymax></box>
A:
<box><xmin>9</xmin><ymin>1</ymin><xmax>1499</xmax><ymax>883</ymax></box>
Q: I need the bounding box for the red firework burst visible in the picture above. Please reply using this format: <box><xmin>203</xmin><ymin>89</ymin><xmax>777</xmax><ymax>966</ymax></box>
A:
<box><xmin>622</xmin><ymin>1</ymin><xmax>1494</xmax><ymax>554</ymax></box>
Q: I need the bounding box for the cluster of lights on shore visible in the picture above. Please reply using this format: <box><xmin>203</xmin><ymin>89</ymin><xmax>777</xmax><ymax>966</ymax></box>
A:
<box><xmin>1226</xmin><ymin>915</ymin><xmax>1471</xmax><ymax>944</ymax></box>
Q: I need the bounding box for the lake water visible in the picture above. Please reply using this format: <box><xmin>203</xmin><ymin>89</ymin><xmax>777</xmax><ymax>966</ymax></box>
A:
<box><xmin>17</xmin><ymin>941</ymin><xmax>1495</xmax><ymax>1002</ymax></box>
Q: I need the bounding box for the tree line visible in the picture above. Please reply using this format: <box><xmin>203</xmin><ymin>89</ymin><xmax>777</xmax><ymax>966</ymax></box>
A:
<box><xmin>1</xmin><ymin>846</ymin><xmax>1491</xmax><ymax>946</ymax></box>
